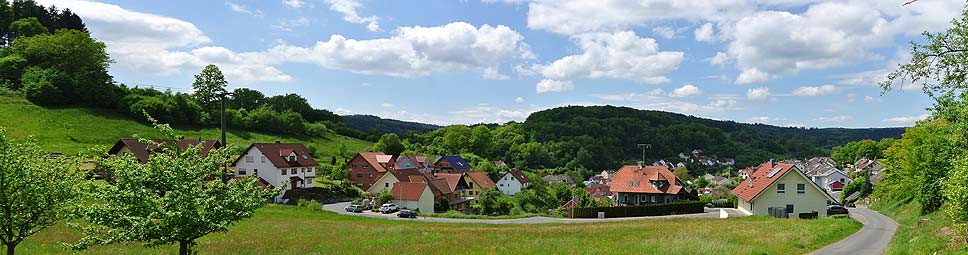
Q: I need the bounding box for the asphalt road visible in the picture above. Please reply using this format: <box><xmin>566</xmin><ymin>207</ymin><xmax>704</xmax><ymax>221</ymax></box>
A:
<box><xmin>322</xmin><ymin>202</ymin><xmax>731</xmax><ymax>224</ymax></box>
<box><xmin>809</xmin><ymin>208</ymin><xmax>899</xmax><ymax>255</ymax></box>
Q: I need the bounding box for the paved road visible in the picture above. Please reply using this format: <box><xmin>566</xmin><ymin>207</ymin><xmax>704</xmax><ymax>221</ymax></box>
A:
<box><xmin>323</xmin><ymin>202</ymin><xmax>732</xmax><ymax>224</ymax></box>
<box><xmin>809</xmin><ymin>208</ymin><xmax>898</xmax><ymax>255</ymax></box>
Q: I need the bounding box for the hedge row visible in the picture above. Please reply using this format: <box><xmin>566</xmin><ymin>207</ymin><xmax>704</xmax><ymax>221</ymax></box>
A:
<box><xmin>570</xmin><ymin>201</ymin><xmax>706</xmax><ymax>218</ymax></box>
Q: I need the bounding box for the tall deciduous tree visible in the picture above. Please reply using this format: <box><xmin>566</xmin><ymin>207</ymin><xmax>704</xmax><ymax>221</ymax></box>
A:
<box><xmin>372</xmin><ymin>133</ymin><xmax>404</xmax><ymax>156</ymax></box>
<box><xmin>191</xmin><ymin>64</ymin><xmax>228</xmax><ymax>117</ymax></box>
<box><xmin>8</xmin><ymin>17</ymin><xmax>45</xmax><ymax>38</ymax></box>
<box><xmin>72</xmin><ymin>121</ymin><xmax>276</xmax><ymax>255</ymax></box>
<box><xmin>0</xmin><ymin>127</ymin><xmax>82</xmax><ymax>255</ymax></box>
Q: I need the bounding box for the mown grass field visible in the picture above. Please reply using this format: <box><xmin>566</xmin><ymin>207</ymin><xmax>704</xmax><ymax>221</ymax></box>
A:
<box><xmin>873</xmin><ymin>200</ymin><xmax>968</xmax><ymax>255</ymax></box>
<box><xmin>0</xmin><ymin>95</ymin><xmax>371</xmax><ymax>161</ymax></box>
<box><xmin>18</xmin><ymin>205</ymin><xmax>861</xmax><ymax>255</ymax></box>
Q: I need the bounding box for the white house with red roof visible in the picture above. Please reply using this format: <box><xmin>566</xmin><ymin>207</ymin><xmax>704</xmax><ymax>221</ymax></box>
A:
<box><xmin>496</xmin><ymin>169</ymin><xmax>530</xmax><ymax>195</ymax></box>
<box><xmin>731</xmin><ymin>161</ymin><xmax>837</xmax><ymax>217</ymax></box>
<box><xmin>231</xmin><ymin>142</ymin><xmax>319</xmax><ymax>194</ymax></box>
<box><xmin>610</xmin><ymin>165</ymin><xmax>691</xmax><ymax>205</ymax></box>
<box><xmin>390</xmin><ymin>182</ymin><xmax>434</xmax><ymax>213</ymax></box>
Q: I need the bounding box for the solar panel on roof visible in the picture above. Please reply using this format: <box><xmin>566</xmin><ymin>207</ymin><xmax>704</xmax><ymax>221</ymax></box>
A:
<box><xmin>766</xmin><ymin>167</ymin><xmax>783</xmax><ymax>178</ymax></box>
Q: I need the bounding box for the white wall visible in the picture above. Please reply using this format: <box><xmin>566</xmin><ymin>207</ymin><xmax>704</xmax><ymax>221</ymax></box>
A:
<box><xmin>367</xmin><ymin>174</ymin><xmax>400</xmax><ymax>194</ymax></box>
<box><xmin>750</xmin><ymin>170</ymin><xmax>832</xmax><ymax>217</ymax></box>
<box><xmin>496</xmin><ymin>173</ymin><xmax>523</xmax><ymax>195</ymax></box>
<box><xmin>393</xmin><ymin>186</ymin><xmax>434</xmax><ymax>213</ymax></box>
<box><xmin>234</xmin><ymin>146</ymin><xmax>316</xmax><ymax>191</ymax></box>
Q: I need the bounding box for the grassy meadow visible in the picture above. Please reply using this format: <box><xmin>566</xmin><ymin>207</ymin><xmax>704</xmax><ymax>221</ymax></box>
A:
<box><xmin>18</xmin><ymin>205</ymin><xmax>861</xmax><ymax>255</ymax></box>
<box><xmin>872</xmin><ymin>200</ymin><xmax>968</xmax><ymax>255</ymax></box>
<box><xmin>0</xmin><ymin>95</ymin><xmax>371</xmax><ymax>160</ymax></box>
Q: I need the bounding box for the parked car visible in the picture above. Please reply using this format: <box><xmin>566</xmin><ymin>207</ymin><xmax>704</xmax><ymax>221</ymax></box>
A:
<box><xmin>379</xmin><ymin>203</ymin><xmax>399</xmax><ymax>214</ymax></box>
<box><xmin>344</xmin><ymin>205</ymin><xmax>364</xmax><ymax>213</ymax></box>
<box><xmin>398</xmin><ymin>210</ymin><xmax>417</xmax><ymax>218</ymax></box>
<box><xmin>827</xmin><ymin>205</ymin><xmax>849</xmax><ymax>215</ymax></box>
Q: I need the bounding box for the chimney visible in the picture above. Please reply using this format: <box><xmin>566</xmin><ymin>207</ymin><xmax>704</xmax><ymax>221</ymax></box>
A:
<box><xmin>275</xmin><ymin>140</ymin><xmax>281</xmax><ymax>144</ymax></box>
<box><xmin>769</xmin><ymin>159</ymin><xmax>775</xmax><ymax>168</ymax></box>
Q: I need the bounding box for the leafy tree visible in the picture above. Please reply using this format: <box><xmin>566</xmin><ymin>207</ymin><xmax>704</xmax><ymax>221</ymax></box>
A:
<box><xmin>434</xmin><ymin>197</ymin><xmax>450</xmax><ymax>213</ymax></box>
<box><xmin>0</xmin><ymin>128</ymin><xmax>82</xmax><ymax>255</ymax></box>
<box><xmin>191</xmin><ymin>64</ymin><xmax>228</xmax><ymax>116</ymax></box>
<box><xmin>673</xmin><ymin>166</ymin><xmax>690</xmax><ymax>181</ymax></box>
<box><xmin>73</xmin><ymin>121</ymin><xmax>276</xmax><ymax>255</ymax></box>
<box><xmin>694</xmin><ymin>177</ymin><xmax>710</xmax><ymax>189</ymax></box>
<box><xmin>0</xmin><ymin>1</ymin><xmax>12</xmax><ymax>46</ymax></box>
<box><xmin>19</xmin><ymin>66</ymin><xmax>65</xmax><ymax>105</ymax></box>
<box><xmin>0</xmin><ymin>54</ymin><xmax>26</xmax><ymax>89</ymax></box>
<box><xmin>471</xmin><ymin>187</ymin><xmax>504</xmax><ymax>215</ymax></box>
<box><xmin>468</xmin><ymin>125</ymin><xmax>492</xmax><ymax>156</ymax></box>
<box><xmin>227</xmin><ymin>87</ymin><xmax>264</xmax><ymax>111</ymax></box>
<box><xmin>8</xmin><ymin>29</ymin><xmax>114</xmax><ymax>107</ymax></box>
<box><xmin>330</xmin><ymin>158</ymin><xmax>349</xmax><ymax>181</ymax></box>
<box><xmin>8</xmin><ymin>17</ymin><xmax>45</xmax><ymax>38</ymax></box>
<box><xmin>375</xmin><ymin>190</ymin><xmax>394</xmax><ymax>205</ymax></box>
<box><xmin>372</xmin><ymin>133</ymin><xmax>404</xmax><ymax>156</ymax></box>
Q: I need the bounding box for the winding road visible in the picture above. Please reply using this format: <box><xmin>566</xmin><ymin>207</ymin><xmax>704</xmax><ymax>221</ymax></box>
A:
<box><xmin>809</xmin><ymin>207</ymin><xmax>899</xmax><ymax>255</ymax></box>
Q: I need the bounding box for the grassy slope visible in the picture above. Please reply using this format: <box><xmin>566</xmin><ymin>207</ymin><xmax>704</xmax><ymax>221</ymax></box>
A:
<box><xmin>872</xmin><ymin>200</ymin><xmax>968</xmax><ymax>254</ymax></box>
<box><xmin>20</xmin><ymin>205</ymin><xmax>861</xmax><ymax>255</ymax></box>
<box><xmin>0</xmin><ymin>96</ymin><xmax>371</xmax><ymax>160</ymax></box>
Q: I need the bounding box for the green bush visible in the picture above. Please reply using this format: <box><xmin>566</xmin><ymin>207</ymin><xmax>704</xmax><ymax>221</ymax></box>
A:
<box><xmin>297</xmin><ymin>199</ymin><xmax>322</xmax><ymax>210</ymax></box>
<box><xmin>570</xmin><ymin>201</ymin><xmax>706</xmax><ymax>218</ymax></box>
<box><xmin>20</xmin><ymin>67</ymin><xmax>66</xmax><ymax>105</ymax></box>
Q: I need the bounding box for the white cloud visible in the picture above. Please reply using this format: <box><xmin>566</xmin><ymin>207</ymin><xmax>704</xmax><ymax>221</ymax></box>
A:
<box><xmin>813</xmin><ymin>115</ymin><xmax>854</xmax><ymax>123</ymax></box>
<box><xmin>694</xmin><ymin>22</ymin><xmax>715</xmax><ymax>42</ymax></box>
<box><xmin>325</xmin><ymin>0</ymin><xmax>380</xmax><ymax>32</ymax></box>
<box><xmin>226</xmin><ymin>2</ymin><xmax>262</xmax><ymax>17</ymax></box>
<box><xmin>864</xmin><ymin>95</ymin><xmax>878</xmax><ymax>102</ymax></box>
<box><xmin>747</xmin><ymin>87</ymin><xmax>770</xmax><ymax>101</ymax></box>
<box><xmin>482</xmin><ymin>66</ymin><xmax>510</xmax><ymax>80</ymax></box>
<box><xmin>652</xmin><ymin>26</ymin><xmax>676</xmax><ymax>39</ymax></box>
<box><xmin>750</xmin><ymin>116</ymin><xmax>770</xmax><ymax>123</ymax></box>
<box><xmin>523</xmin><ymin>1</ymin><xmax>754</xmax><ymax>35</ymax></box>
<box><xmin>335</xmin><ymin>108</ymin><xmax>354</xmax><ymax>115</ymax></box>
<box><xmin>669</xmin><ymin>84</ymin><xmax>701</xmax><ymax>98</ymax></box>
<box><xmin>735</xmin><ymin>68</ymin><xmax>770</xmax><ymax>84</ymax></box>
<box><xmin>533</xmin><ymin>31</ymin><xmax>683</xmax><ymax>84</ymax></box>
<box><xmin>536</xmin><ymin>79</ymin><xmax>574</xmax><ymax>94</ymax></box>
<box><xmin>705</xmin><ymin>52</ymin><xmax>729</xmax><ymax>66</ymax></box>
<box><xmin>283</xmin><ymin>0</ymin><xmax>306</xmax><ymax>8</ymax></box>
<box><xmin>273</xmin><ymin>17</ymin><xmax>310</xmax><ymax>32</ymax></box>
<box><xmin>515</xmin><ymin>96</ymin><xmax>525</xmax><ymax>103</ymax></box>
<box><xmin>592</xmin><ymin>88</ymin><xmax>742</xmax><ymax>116</ymax></box>
<box><xmin>883</xmin><ymin>114</ymin><xmax>930</xmax><ymax>126</ymax></box>
<box><xmin>268</xmin><ymin>22</ymin><xmax>532</xmax><ymax>78</ymax></box>
<box><xmin>792</xmin><ymin>84</ymin><xmax>837</xmax><ymax>96</ymax></box>
<box><xmin>381</xmin><ymin>102</ymin><xmax>394</xmax><ymax>107</ymax></box>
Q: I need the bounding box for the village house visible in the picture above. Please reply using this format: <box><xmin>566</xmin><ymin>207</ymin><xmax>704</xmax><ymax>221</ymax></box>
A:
<box><xmin>812</xmin><ymin>168</ymin><xmax>851</xmax><ymax>192</ymax></box>
<box><xmin>586</xmin><ymin>183</ymin><xmax>613</xmax><ymax>201</ymax></box>
<box><xmin>231</xmin><ymin>142</ymin><xmax>319</xmax><ymax>202</ymax></box>
<box><xmin>462</xmin><ymin>171</ymin><xmax>496</xmax><ymax>197</ymax></box>
<box><xmin>543</xmin><ymin>174</ymin><xmax>576</xmax><ymax>186</ymax></box>
<box><xmin>393</xmin><ymin>154</ymin><xmax>434</xmax><ymax>173</ymax></box>
<box><xmin>366</xmin><ymin>168</ymin><xmax>425</xmax><ymax>195</ymax></box>
<box><xmin>348</xmin><ymin>152</ymin><xmax>393</xmax><ymax>190</ymax></box>
<box><xmin>433</xmin><ymin>155</ymin><xmax>472</xmax><ymax>173</ymax></box>
<box><xmin>610</xmin><ymin>165</ymin><xmax>691</xmax><ymax>205</ymax></box>
<box><xmin>731</xmin><ymin>161</ymin><xmax>837</xmax><ymax>217</ymax></box>
<box><xmin>496</xmin><ymin>169</ymin><xmax>530</xmax><ymax>195</ymax></box>
<box><xmin>389</xmin><ymin>182</ymin><xmax>434</xmax><ymax>213</ymax></box>
<box><xmin>108</xmin><ymin>138</ymin><xmax>222</xmax><ymax>163</ymax></box>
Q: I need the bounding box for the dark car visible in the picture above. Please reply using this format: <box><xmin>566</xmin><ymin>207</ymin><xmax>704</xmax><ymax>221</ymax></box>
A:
<box><xmin>397</xmin><ymin>210</ymin><xmax>417</xmax><ymax>218</ymax></box>
<box><xmin>827</xmin><ymin>205</ymin><xmax>849</xmax><ymax>215</ymax></box>
<box><xmin>344</xmin><ymin>205</ymin><xmax>364</xmax><ymax>213</ymax></box>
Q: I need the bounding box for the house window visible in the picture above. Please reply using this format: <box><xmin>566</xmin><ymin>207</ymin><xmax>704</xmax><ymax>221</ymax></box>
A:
<box><xmin>356</xmin><ymin>174</ymin><xmax>363</xmax><ymax>178</ymax></box>
<box><xmin>291</xmin><ymin>169</ymin><xmax>297</xmax><ymax>174</ymax></box>
<box><xmin>797</xmin><ymin>184</ymin><xmax>806</xmax><ymax>194</ymax></box>
<box><xmin>301</xmin><ymin>168</ymin><xmax>305</xmax><ymax>173</ymax></box>
<box><xmin>628</xmin><ymin>181</ymin><xmax>633</xmax><ymax>187</ymax></box>
<box><xmin>385</xmin><ymin>183</ymin><xmax>389</xmax><ymax>188</ymax></box>
<box><xmin>308</xmin><ymin>168</ymin><xmax>313</xmax><ymax>173</ymax></box>
<box><xmin>245</xmin><ymin>156</ymin><xmax>253</xmax><ymax>163</ymax></box>
<box><xmin>253</xmin><ymin>169</ymin><xmax>258</xmax><ymax>175</ymax></box>
<box><xmin>307</xmin><ymin>179</ymin><xmax>313</xmax><ymax>184</ymax></box>
<box><xmin>261</xmin><ymin>156</ymin><xmax>266</xmax><ymax>163</ymax></box>
<box><xmin>777</xmin><ymin>183</ymin><xmax>786</xmax><ymax>194</ymax></box>
<box><xmin>289</xmin><ymin>156</ymin><xmax>296</xmax><ymax>161</ymax></box>
<box><xmin>368</xmin><ymin>174</ymin><xmax>373</xmax><ymax>178</ymax></box>
<box><xmin>281</xmin><ymin>169</ymin><xmax>287</xmax><ymax>176</ymax></box>
<box><xmin>238</xmin><ymin>168</ymin><xmax>246</xmax><ymax>175</ymax></box>
<box><xmin>840</xmin><ymin>178</ymin><xmax>845</xmax><ymax>183</ymax></box>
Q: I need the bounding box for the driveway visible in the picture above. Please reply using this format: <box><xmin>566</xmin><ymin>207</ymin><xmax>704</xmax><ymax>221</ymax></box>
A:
<box><xmin>323</xmin><ymin>202</ymin><xmax>726</xmax><ymax>224</ymax></box>
<box><xmin>809</xmin><ymin>207</ymin><xmax>898</xmax><ymax>255</ymax></box>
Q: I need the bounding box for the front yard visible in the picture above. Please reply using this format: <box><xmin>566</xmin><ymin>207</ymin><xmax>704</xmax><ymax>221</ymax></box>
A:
<box><xmin>19</xmin><ymin>204</ymin><xmax>861</xmax><ymax>255</ymax></box>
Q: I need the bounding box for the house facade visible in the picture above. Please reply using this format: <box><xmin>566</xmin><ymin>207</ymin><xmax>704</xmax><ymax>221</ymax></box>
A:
<box><xmin>462</xmin><ymin>171</ymin><xmax>496</xmax><ymax>197</ymax></box>
<box><xmin>812</xmin><ymin>169</ymin><xmax>851</xmax><ymax>192</ymax></box>
<box><xmin>108</xmin><ymin>138</ymin><xmax>222</xmax><ymax>163</ymax></box>
<box><xmin>731</xmin><ymin>162</ymin><xmax>837</xmax><ymax>217</ymax></box>
<box><xmin>390</xmin><ymin>182</ymin><xmax>434</xmax><ymax>213</ymax></box>
<box><xmin>433</xmin><ymin>155</ymin><xmax>472</xmax><ymax>173</ymax></box>
<box><xmin>232</xmin><ymin>142</ymin><xmax>319</xmax><ymax>193</ymax></box>
<box><xmin>542</xmin><ymin>175</ymin><xmax>576</xmax><ymax>186</ymax></box>
<box><xmin>394</xmin><ymin>154</ymin><xmax>434</xmax><ymax>173</ymax></box>
<box><xmin>610</xmin><ymin>165</ymin><xmax>690</xmax><ymax>205</ymax></box>
<box><xmin>496</xmin><ymin>169</ymin><xmax>530</xmax><ymax>195</ymax></box>
<box><xmin>348</xmin><ymin>152</ymin><xmax>392</xmax><ymax>190</ymax></box>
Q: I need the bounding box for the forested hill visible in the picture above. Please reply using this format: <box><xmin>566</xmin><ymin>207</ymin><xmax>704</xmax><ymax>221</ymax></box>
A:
<box><xmin>522</xmin><ymin>105</ymin><xmax>904</xmax><ymax>167</ymax></box>
<box><xmin>343</xmin><ymin>115</ymin><xmax>442</xmax><ymax>135</ymax></box>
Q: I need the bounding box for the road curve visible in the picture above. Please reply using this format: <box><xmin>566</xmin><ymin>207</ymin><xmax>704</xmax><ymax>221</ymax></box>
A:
<box><xmin>322</xmin><ymin>202</ymin><xmax>726</xmax><ymax>224</ymax></box>
<box><xmin>809</xmin><ymin>208</ymin><xmax>898</xmax><ymax>255</ymax></box>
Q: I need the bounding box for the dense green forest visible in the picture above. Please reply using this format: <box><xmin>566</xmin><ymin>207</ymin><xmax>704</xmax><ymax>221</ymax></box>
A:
<box><xmin>342</xmin><ymin>114</ymin><xmax>441</xmax><ymax>137</ymax></box>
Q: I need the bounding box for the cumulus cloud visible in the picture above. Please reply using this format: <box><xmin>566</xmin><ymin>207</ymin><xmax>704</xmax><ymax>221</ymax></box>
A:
<box><xmin>268</xmin><ymin>22</ymin><xmax>532</xmax><ymax>77</ymax></box>
<box><xmin>283</xmin><ymin>0</ymin><xmax>306</xmax><ymax>8</ymax></box>
<box><xmin>482</xmin><ymin>66</ymin><xmax>510</xmax><ymax>80</ymax></box>
<box><xmin>883</xmin><ymin>114</ymin><xmax>930</xmax><ymax>126</ymax></box>
<box><xmin>747</xmin><ymin>87</ymin><xmax>770</xmax><ymax>101</ymax></box>
<box><xmin>523</xmin><ymin>1</ymin><xmax>754</xmax><ymax>35</ymax></box>
<box><xmin>705</xmin><ymin>52</ymin><xmax>729</xmax><ymax>66</ymax></box>
<box><xmin>515</xmin><ymin>96</ymin><xmax>525</xmax><ymax>103</ymax></box>
<box><xmin>533</xmin><ymin>31</ymin><xmax>683</xmax><ymax>85</ymax></box>
<box><xmin>652</xmin><ymin>26</ymin><xmax>676</xmax><ymax>39</ymax></box>
<box><xmin>694</xmin><ymin>22</ymin><xmax>715</xmax><ymax>42</ymax></box>
<box><xmin>325</xmin><ymin>0</ymin><xmax>380</xmax><ymax>31</ymax></box>
<box><xmin>792</xmin><ymin>84</ymin><xmax>837</xmax><ymax>96</ymax></box>
<box><xmin>669</xmin><ymin>84</ymin><xmax>701</xmax><ymax>98</ymax></box>
<box><xmin>813</xmin><ymin>115</ymin><xmax>854</xmax><ymax>123</ymax></box>
<box><xmin>536</xmin><ymin>79</ymin><xmax>574</xmax><ymax>94</ymax></box>
<box><xmin>593</xmin><ymin>88</ymin><xmax>742</xmax><ymax>116</ymax></box>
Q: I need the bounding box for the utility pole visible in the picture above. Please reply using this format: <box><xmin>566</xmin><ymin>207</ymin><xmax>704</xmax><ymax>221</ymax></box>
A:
<box><xmin>218</xmin><ymin>92</ymin><xmax>235</xmax><ymax>183</ymax></box>
<box><xmin>637</xmin><ymin>144</ymin><xmax>651</xmax><ymax>164</ymax></box>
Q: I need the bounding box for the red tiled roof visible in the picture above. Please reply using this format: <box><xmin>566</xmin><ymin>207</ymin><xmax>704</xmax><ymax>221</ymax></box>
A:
<box><xmin>389</xmin><ymin>182</ymin><xmax>428</xmax><ymax>201</ymax></box>
<box><xmin>434</xmin><ymin>173</ymin><xmax>465</xmax><ymax>191</ymax></box>
<box><xmin>465</xmin><ymin>171</ymin><xmax>496</xmax><ymax>189</ymax></box>
<box><xmin>508</xmin><ymin>169</ymin><xmax>530</xmax><ymax>184</ymax></box>
<box><xmin>109</xmin><ymin>138</ymin><xmax>221</xmax><ymax>163</ymax></box>
<box><xmin>233</xmin><ymin>143</ymin><xmax>319</xmax><ymax>168</ymax></box>
<box><xmin>356</xmin><ymin>152</ymin><xmax>390</xmax><ymax>173</ymax></box>
<box><xmin>609</xmin><ymin>165</ymin><xmax>683</xmax><ymax>195</ymax></box>
<box><xmin>731</xmin><ymin>163</ymin><xmax>796</xmax><ymax>201</ymax></box>
<box><xmin>426</xmin><ymin>177</ymin><xmax>454</xmax><ymax>196</ymax></box>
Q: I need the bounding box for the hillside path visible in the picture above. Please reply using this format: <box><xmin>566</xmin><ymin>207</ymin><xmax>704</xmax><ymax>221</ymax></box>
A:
<box><xmin>808</xmin><ymin>207</ymin><xmax>898</xmax><ymax>255</ymax></box>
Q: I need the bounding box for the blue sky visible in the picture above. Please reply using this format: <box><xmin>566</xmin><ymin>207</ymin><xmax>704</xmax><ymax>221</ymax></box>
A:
<box><xmin>39</xmin><ymin>0</ymin><xmax>962</xmax><ymax>127</ymax></box>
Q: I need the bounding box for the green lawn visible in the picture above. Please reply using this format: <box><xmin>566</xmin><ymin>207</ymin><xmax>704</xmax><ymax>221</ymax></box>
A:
<box><xmin>0</xmin><ymin>96</ymin><xmax>371</xmax><ymax>161</ymax></box>
<box><xmin>18</xmin><ymin>205</ymin><xmax>861</xmax><ymax>255</ymax></box>
<box><xmin>872</xmin><ymin>200</ymin><xmax>968</xmax><ymax>255</ymax></box>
